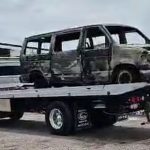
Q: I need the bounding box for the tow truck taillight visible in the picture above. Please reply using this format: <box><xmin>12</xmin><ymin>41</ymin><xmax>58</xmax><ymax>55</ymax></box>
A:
<box><xmin>128</xmin><ymin>96</ymin><xmax>144</xmax><ymax>103</ymax></box>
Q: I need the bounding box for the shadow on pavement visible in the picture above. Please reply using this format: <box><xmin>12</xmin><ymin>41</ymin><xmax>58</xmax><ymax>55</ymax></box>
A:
<box><xmin>74</xmin><ymin>125</ymin><xmax>150</xmax><ymax>144</ymax></box>
<box><xmin>0</xmin><ymin>118</ymin><xmax>150</xmax><ymax>144</ymax></box>
<box><xmin>0</xmin><ymin>119</ymin><xmax>49</xmax><ymax>136</ymax></box>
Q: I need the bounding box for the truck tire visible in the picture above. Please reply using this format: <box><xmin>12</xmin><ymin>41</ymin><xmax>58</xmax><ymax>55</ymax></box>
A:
<box><xmin>92</xmin><ymin>111</ymin><xmax>117</xmax><ymax>127</ymax></box>
<box><xmin>9</xmin><ymin>112</ymin><xmax>24</xmax><ymax>120</ymax></box>
<box><xmin>45</xmin><ymin>101</ymin><xmax>74</xmax><ymax>135</ymax></box>
<box><xmin>114</xmin><ymin>68</ymin><xmax>139</xmax><ymax>84</ymax></box>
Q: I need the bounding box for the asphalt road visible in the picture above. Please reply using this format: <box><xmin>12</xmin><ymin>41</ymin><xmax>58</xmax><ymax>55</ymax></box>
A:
<box><xmin>0</xmin><ymin>113</ymin><xmax>150</xmax><ymax>150</ymax></box>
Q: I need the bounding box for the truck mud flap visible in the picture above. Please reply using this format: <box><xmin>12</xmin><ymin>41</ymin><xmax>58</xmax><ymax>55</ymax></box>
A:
<box><xmin>74</xmin><ymin>104</ymin><xmax>92</xmax><ymax>131</ymax></box>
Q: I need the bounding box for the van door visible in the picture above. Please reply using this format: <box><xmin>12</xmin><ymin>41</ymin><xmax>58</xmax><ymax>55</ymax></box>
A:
<box><xmin>21</xmin><ymin>37</ymin><xmax>51</xmax><ymax>79</ymax></box>
<box><xmin>81</xmin><ymin>26</ymin><xmax>111</xmax><ymax>83</ymax></box>
<box><xmin>51</xmin><ymin>31</ymin><xmax>82</xmax><ymax>85</ymax></box>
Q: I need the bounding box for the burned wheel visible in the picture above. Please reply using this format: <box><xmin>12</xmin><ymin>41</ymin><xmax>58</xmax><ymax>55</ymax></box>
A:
<box><xmin>45</xmin><ymin>101</ymin><xmax>74</xmax><ymax>135</ymax></box>
<box><xmin>34</xmin><ymin>77</ymin><xmax>49</xmax><ymax>88</ymax></box>
<box><xmin>29</xmin><ymin>71</ymin><xmax>48</xmax><ymax>88</ymax></box>
<box><xmin>114</xmin><ymin>68</ymin><xmax>139</xmax><ymax>84</ymax></box>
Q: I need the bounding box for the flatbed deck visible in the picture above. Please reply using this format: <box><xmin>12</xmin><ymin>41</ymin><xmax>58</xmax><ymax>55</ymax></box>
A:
<box><xmin>0</xmin><ymin>82</ymin><xmax>149</xmax><ymax>99</ymax></box>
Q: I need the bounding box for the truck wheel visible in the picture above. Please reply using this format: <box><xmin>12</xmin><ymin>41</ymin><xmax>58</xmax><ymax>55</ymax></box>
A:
<box><xmin>114</xmin><ymin>68</ymin><xmax>139</xmax><ymax>84</ymax></box>
<box><xmin>45</xmin><ymin>101</ymin><xmax>74</xmax><ymax>135</ymax></box>
<box><xmin>9</xmin><ymin>112</ymin><xmax>24</xmax><ymax>120</ymax></box>
<box><xmin>92</xmin><ymin>112</ymin><xmax>117</xmax><ymax>127</ymax></box>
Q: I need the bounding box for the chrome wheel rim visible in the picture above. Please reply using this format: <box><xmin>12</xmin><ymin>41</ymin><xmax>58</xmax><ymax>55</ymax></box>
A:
<box><xmin>49</xmin><ymin>109</ymin><xmax>63</xmax><ymax>130</ymax></box>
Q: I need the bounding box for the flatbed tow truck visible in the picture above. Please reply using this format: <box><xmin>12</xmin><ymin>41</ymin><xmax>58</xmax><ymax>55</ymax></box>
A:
<box><xmin>0</xmin><ymin>82</ymin><xmax>149</xmax><ymax>135</ymax></box>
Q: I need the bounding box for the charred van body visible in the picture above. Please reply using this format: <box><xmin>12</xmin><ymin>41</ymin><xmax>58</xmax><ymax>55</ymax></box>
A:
<box><xmin>20</xmin><ymin>24</ymin><xmax>150</xmax><ymax>87</ymax></box>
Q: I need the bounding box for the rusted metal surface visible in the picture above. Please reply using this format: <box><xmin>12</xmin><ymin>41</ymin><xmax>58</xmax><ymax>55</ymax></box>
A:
<box><xmin>20</xmin><ymin>24</ymin><xmax>150</xmax><ymax>86</ymax></box>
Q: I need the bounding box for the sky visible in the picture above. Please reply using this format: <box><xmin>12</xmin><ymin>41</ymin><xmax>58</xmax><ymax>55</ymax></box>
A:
<box><xmin>0</xmin><ymin>0</ymin><xmax>150</xmax><ymax>45</ymax></box>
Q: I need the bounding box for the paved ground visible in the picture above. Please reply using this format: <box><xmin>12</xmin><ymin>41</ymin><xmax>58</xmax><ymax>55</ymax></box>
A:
<box><xmin>0</xmin><ymin>113</ymin><xmax>150</xmax><ymax>150</ymax></box>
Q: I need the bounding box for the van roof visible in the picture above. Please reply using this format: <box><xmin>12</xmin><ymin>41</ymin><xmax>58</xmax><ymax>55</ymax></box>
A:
<box><xmin>26</xmin><ymin>24</ymin><xmax>136</xmax><ymax>40</ymax></box>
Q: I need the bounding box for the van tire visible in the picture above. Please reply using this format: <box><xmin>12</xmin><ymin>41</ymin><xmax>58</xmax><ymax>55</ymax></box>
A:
<box><xmin>114</xmin><ymin>68</ymin><xmax>139</xmax><ymax>84</ymax></box>
<box><xmin>34</xmin><ymin>77</ymin><xmax>49</xmax><ymax>88</ymax></box>
<box><xmin>29</xmin><ymin>71</ymin><xmax>48</xmax><ymax>88</ymax></box>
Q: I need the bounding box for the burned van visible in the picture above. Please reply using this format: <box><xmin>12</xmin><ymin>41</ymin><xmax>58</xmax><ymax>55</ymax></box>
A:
<box><xmin>20</xmin><ymin>24</ymin><xmax>150</xmax><ymax>87</ymax></box>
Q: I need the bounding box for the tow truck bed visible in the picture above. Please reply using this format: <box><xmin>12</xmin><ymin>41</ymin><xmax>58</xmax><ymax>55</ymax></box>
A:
<box><xmin>0</xmin><ymin>82</ymin><xmax>149</xmax><ymax>135</ymax></box>
<box><xmin>0</xmin><ymin>82</ymin><xmax>148</xmax><ymax>99</ymax></box>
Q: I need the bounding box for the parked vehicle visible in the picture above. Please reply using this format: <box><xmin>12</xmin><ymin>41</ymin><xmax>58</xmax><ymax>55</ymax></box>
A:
<box><xmin>0</xmin><ymin>43</ymin><xmax>22</xmax><ymax>83</ymax></box>
<box><xmin>20</xmin><ymin>24</ymin><xmax>150</xmax><ymax>87</ymax></box>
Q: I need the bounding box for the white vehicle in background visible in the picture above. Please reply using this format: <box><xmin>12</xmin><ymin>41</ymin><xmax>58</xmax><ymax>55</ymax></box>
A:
<box><xmin>0</xmin><ymin>42</ymin><xmax>22</xmax><ymax>83</ymax></box>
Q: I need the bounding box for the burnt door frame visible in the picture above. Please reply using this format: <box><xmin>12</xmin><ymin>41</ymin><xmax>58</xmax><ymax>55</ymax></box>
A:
<box><xmin>80</xmin><ymin>25</ymin><xmax>112</xmax><ymax>83</ymax></box>
<box><xmin>22</xmin><ymin>38</ymin><xmax>52</xmax><ymax>76</ymax></box>
<box><xmin>50</xmin><ymin>29</ymin><xmax>84</xmax><ymax>85</ymax></box>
